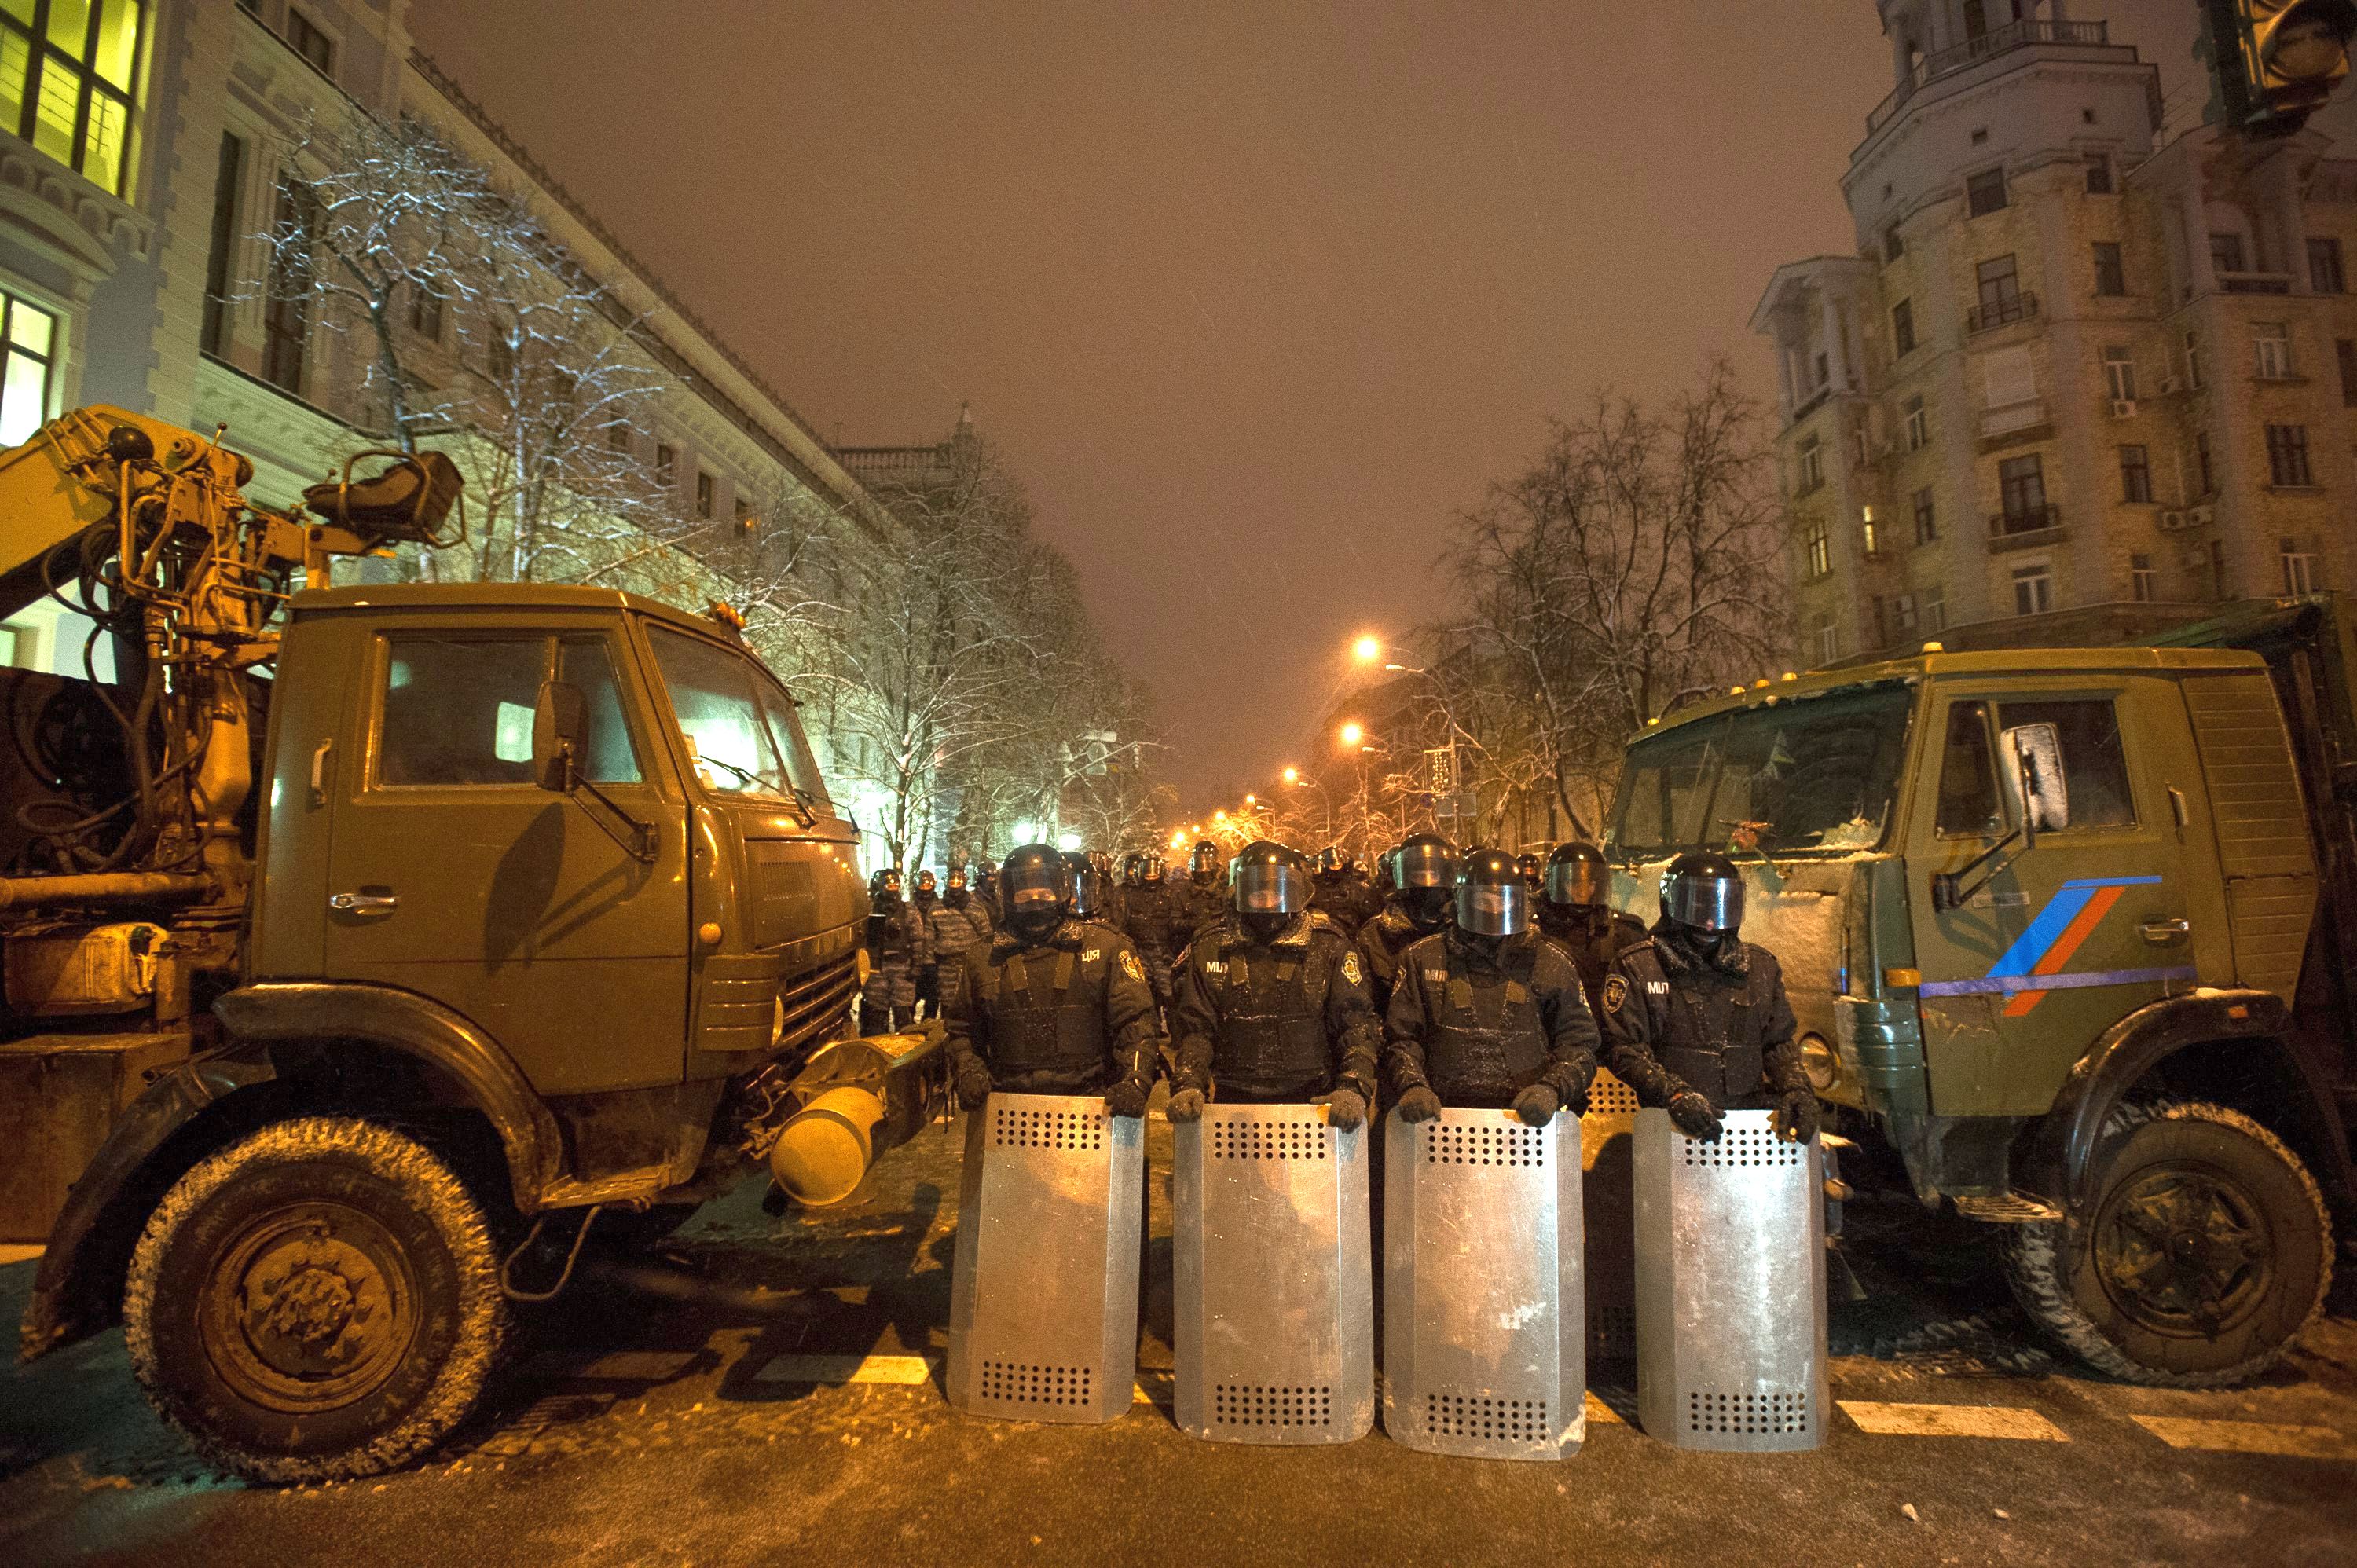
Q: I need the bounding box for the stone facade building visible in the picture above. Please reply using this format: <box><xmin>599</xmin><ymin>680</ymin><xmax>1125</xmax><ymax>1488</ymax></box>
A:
<box><xmin>1754</xmin><ymin>0</ymin><xmax>2357</xmax><ymax>668</ymax></box>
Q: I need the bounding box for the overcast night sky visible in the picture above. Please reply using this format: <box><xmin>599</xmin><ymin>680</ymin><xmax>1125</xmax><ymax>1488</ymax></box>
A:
<box><xmin>406</xmin><ymin>0</ymin><xmax>2230</xmax><ymax>804</ymax></box>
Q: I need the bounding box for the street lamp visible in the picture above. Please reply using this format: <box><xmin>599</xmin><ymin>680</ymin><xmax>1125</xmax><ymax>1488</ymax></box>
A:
<box><xmin>1352</xmin><ymin>634</ymin><xmax>1383</xmax><ymax>664</ymax></box>
<box><xmin>1281</xmin><ymin>765</ymin><xmax>1299</xmax><ymax>784</ymax></box>
<box><xmin>1339</xmin><ymin>721</ymin><xmax>1364</xmax><ymax>748</ymax></box>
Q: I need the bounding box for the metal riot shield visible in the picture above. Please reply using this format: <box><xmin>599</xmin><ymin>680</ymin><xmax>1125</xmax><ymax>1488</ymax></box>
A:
<box><xmin>946</xmin><ymin>1093</ymin><xmax>1144</xmax><ymax>1424</ymax></box>
<box><xmin>1633</xmin><ymin>1107</ymin><xmax>1827</xmax><ymax>1452</ymax></box>
<box><xmin>1381</xmin><ymin>1107</ymin><xmax>1584</xmax><ymax>1460</ymax></box>
<box><xmin>1172</xmin><ymin>1103</ymin><xmax>1373</xmax><ymax>1445</ymax></box>
<box><xmin>1581</xmin><ymin>1066</ymin><xmax>1640</xmax><ymax>1361</ymax></box>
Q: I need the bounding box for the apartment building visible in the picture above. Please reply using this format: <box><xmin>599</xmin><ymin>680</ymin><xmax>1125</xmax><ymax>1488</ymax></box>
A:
<box><xmin>1754</xmin><ymin>0</ymin><xmax>2357</xmax><ymax>666</ymax></box>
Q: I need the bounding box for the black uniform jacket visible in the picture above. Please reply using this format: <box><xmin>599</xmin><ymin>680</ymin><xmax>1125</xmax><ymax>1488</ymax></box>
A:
<box><xmin>1383</xmin><ymin>926</ymin><xmax>1601</xmax><ymax>1108</ymax></box>
<box><xmin>944</xmin><ymin>918</ymin><xmax>1163</xmax><ymax>1096</ymax></box>
<box><xmin>1595</xmin><ymin>922</ymin><xmax>1803</xmax><ymax>1111</ymax></box>
<box><xmin>1171</xmin><ymin>910</ymin><xmax>1381</xmax><ymax>1104</ymax></box>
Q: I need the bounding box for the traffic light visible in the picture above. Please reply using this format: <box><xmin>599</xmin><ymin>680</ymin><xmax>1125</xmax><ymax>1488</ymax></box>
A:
<box><xmin>2204</xmin><ymin>0</ymin><xmax>2357</xmax><ymax>136</ymax></box>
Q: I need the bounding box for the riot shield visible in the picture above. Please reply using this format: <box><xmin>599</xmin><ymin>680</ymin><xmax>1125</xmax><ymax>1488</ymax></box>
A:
<box><xmin>1633</xmin><ymin>1107</ymin><xmax>1827</xmax><ymax>1452</ymax></box>
<box><xmin>1380</xmin><ymin>1106</ymin><xmax>1585</xmax><ymax>1460</ymax></box>
<box><xmin>946</xmin><ymin>1093</ymin><xmax>1145</xmax><ymax>1424</ymax></box>
<box><xmin>1581</xmin><ymin>1066</ymin><xmax>1640</xmax><ymax>1361</ymax></box>
<box><xmin>1172</xmin><ymin>1102</ymin><xmax>1373</xmax><ymax>1445</ymax></box>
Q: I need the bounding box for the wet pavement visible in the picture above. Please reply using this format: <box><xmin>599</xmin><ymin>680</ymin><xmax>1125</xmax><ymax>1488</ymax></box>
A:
<box><xmin>5</xmin><ymin>1101</ymin><xmax>2355</xmax><ymax>1566</ymax></box>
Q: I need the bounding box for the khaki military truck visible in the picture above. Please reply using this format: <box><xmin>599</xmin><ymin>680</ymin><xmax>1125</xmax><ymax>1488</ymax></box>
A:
<box><xmin>0</xmin><ymin>408</ymin><xmax>915</xmax><ymax>1481</ymax></box>
<box><xmin>1603</xmin><ymin>593</ymin><xmax>2355</xmax><ymax>1386</ymax></box>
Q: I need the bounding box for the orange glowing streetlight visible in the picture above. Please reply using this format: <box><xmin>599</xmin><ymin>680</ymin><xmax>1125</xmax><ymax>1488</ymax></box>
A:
<box><xmin>1243</xmin><ymin>793</ymin><xmax>1255</xmax><ymax>807</ymax></box>
<box><xmin>1339</xmin><ymin>721</ymin><xmax>1364</xmax><ymax>748</ymax></box>
<box><xmin>1213</xmin><ymin>808</ymin><xmax>1227</xmax><ymax>823</ymax></box>
<box><xmin>1281</xmin><ymin>765</ymin><xmax>1299</xmax><ymax>784</ymax></box>
<box><xmin>1351</xmin><ymin>635</ymin><xmax>1382</xmax><ymax>663</ymax></box>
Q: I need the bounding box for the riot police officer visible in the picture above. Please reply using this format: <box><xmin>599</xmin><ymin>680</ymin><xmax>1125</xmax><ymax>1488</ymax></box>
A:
<box><xmin>860</xmin><ymin>866</ymin><xmax>931</xmax><ymax>1035</ymax></box>
<box><xmin>1596</xmin><ymin>852</ymin><xmax>1816</xmax><ymax>1145</ymax></box>
<box><xmin>911</xmin><ymin>868</ymin><xmax>944</xmax><ymax>1016</ymax></box>
<box><xmin>1167</xmin><ymin>841</ymin><xmax>1380</xmax><ymax>1130</ymax></box>
<box><xmin>1516</xmin><ymin>852</ymin><xmax>1544</xmax><ymax>894</ymax></box>
<box><xmin>923</xmin><ymin>863</ymin><xmax>994</xmax><ymax>1009</ymax></box>
<box><xmin>1355</xmin><ymin>833</ymin><xmax>1461</xmax><ymax>1013</ymax></box>
<box><xmin>1181</xmin><ymin>838</ymin><xmax>1226</xmax><ymax>940</ymax></box>
<box><xmin>1384</xmin><ymin>847</ymin><xmax>1601</xmax><ymax>1127</ymax></box>
<box><xmin>1536</xmin><ymin>841</ymin><xmax>1647</xmax><ymax>1017</ymax></box>
<box><xmin>973</xmin><ymin>857</ymin><xmax>1003</xmax><ymax>927</ymax></box>
<box><xmin>944</xmin><ymin>844</ymin><xmax>1161</xmax><ymax>1113</ymax></box>
<box><xmin>1119</xmin><ymin>852</ymin><xmax>1179</xmax><ymax>1019</ymax></box>
<box><xmin>1310</xmin><ymin>846</ymin><xmax>1385</xmax><ymax>940</ymax></box>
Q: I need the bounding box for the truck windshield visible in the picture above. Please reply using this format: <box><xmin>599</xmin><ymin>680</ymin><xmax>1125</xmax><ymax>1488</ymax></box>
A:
<box><xmin>1611</xmin><ymin>683</ymin><xmax>1916</xmax><ymax>857</ymax></box>
<box><xmin>647</xmin><ymin>625</ymin><xmax>830</xmax><ymax>808</ymax></box>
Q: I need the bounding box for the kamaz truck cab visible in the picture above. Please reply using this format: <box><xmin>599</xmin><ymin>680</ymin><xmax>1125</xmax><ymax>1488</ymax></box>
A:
<box><xmin>0</xmin><ymin>409</ymin><xmax>905</xmax><ymax>1482</ymax></box>
<box><xmin>1604</xmin><ymin>603</ymin><xmax>2355</xmax><ymax>1387</ymax></box>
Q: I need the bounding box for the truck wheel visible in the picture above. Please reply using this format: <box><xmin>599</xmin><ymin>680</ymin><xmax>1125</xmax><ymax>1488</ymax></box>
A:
<box><xmin>2003</xmin><ymin>1101</ymin><xmax>2330</xmax><ymax>1387</ymax></box>
<box><xmin>124</xmin><ymin>1116</ymin><xmax>510</xmax><ymax>1483</ymax></box>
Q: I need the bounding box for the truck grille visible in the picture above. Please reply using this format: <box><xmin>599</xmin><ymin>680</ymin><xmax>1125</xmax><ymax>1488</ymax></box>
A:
<box><xmin>776</xmin><ymin>952</ymin><xmax>857</xmax><ymax>1053</ymax></box>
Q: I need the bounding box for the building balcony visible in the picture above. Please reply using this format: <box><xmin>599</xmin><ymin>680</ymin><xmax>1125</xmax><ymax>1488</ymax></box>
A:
<box><xmin>1987</xmin><ymin>505</ymin><xmax>2066</xmax><ymax>553</ymax></box>
<box><xmin>1864</xmin><ymin>20</ymin><xmax>2126</xmax><ymax>137</ymax></box>
<box><xmin>1967</xmin><ymin>291</ymin><xmax>2038</xmax><ymax>335</ymax></box>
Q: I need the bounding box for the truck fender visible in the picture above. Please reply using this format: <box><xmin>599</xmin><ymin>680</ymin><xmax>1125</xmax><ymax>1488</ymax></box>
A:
<box><xmin>2021</xmin><ymin>989</ymin><xmax>2346</xmax><ymax>1211</ymax></box>
<box><xmin>211</xmin><ymin>981</ymin><xmax>566</xmax><ymax>1211</ymax></box>
<box><xmin>21</xmin><ymin>1046</ymin><xmax>277</xmax><ymax>1361</ymax></box>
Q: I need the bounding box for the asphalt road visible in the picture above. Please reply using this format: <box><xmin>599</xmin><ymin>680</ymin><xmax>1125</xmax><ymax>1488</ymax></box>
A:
<box><xmin>5</xmin><ymin>1102</ymin><xmax>2355</xmax><ymax>1568</ymax></box>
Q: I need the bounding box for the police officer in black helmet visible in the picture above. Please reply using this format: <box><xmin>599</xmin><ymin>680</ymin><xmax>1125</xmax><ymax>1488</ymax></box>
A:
<box><xmin>1180</xmin><ymin>838</ymin><xmax>1227</xmax><ymax>940</ymax></box>
<box><xmin>1356</xmin><ymin>833</ymin><xmax>1460</xmax><ymax>1013</ymax></box>
<box><xmin>1167</xmin><ymin>841</ymin><xmax>1381</xmax><ymax>1130</ymax></box>
<box><xmin>1537</xmin><ymin>842</ymin><xmax>1647</xmax><ymax>1017</ymax></box>
<box><xmin>1384</xmin><ymin>846</ymin><xmax>1601</xmax><ymax>1127</ymax></box>
<box><xmin>942</xmin><ymin>844</ymin><xmax>1162</xmax><ymax>1117</ymax></box>
<box><xmin>1596</xmin><ymin>852</ymin><xmax>1816</xmax><ymax>1145</ymax></box>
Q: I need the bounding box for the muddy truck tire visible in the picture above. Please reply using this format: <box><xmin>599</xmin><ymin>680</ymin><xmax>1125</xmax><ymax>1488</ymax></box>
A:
<box><xmin>2003</xmin><ymin>1100</ymin><xmax>2332</xmax><ymax>1388</ymax></box>
<box><xmin>124</xmin><ymin>1116</ymin><xmax>511</xmax><ymax>1483</ymax></box>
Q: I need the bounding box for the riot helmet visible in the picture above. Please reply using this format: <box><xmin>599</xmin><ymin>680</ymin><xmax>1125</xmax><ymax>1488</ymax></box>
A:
<box><xmin>1455</xmin><ymin>847</ymin><xmax>1529</xmax><ymax>938</ymax></box>
<box><xmin>997</xmin><ymin>844</ymin><xmax>1069</xmax><ymax>936</ymax></box>
<box><xmin>1230</xmin><ymin>841</ymin><xmax>1312</xmax><ymax>918</ymax></box>
<box><xmin>1315</xmin><ymin>846</ymin><xmax>1351</xmax><ymax>877</ymax></box>
<box><xmin>1142</xmin><ymin>855</ymin><xmax>1166</xmax><ymax>885</ymax></box>
<box><xmin>1120</xmin><ymin>852</ymin><xmax>1145</xmax><ymax>886</ymax></box>
<box><xmin>870</xmin><ymin>866</ymin><xmax>904</xmax><ymax>904</ymax></box>
<box><xmin>1065</xmin><ymin>849</ymin><xmax>1108</xmax><ymax>919</ymax></box>
<box><xmin>1391</xmin><ymin>833</ymin><xmax>1461</xmax><ymax>930</ymax></box>
<box><xmin>915</xmin><ymin>868</ymin><xmax>938</xmax><ymax>896</ymax></box>
<box><xmin>1660</xmin><ymin>851</ymin><xmax>1744</xmax><ymax>934</ymax></box>
<box><xmin>944</xmin><ymin>863</ymin><xmax>971</xmax><ymax>900</ymax></box>
<box><xmin>1543</xmin><ymin>842</ymin><xmax>1610</xmax><ymax>909</ymax></box>
<box><xmin>1516</xmin><ymin>852</ymin><xmax>1542</xmax><ymax>889</ymax></box>
<box><xmin>1189</xmin><ymin>839</ymin><xmax>1221</xmax><ymax>884</ymax></box>
<box><xmin>977</xmin><ymin>857</ymin><xmax>999</xmax><ymax>880</ymax></box>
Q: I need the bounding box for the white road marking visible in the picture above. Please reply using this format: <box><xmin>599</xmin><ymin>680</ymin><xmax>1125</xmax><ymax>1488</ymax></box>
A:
<box><xmin>2132</xmin><ymin>1416</ymin><xmax>2357</xmax><ymax>1460</ymax></box>
<box><xmin>1838</xmin><ymin>1401</ymin><xmax>2069</xmax><ymax>1441</ymax></box>
<box><xmin>753</xmin><ymin>1353</ymin><xmax>937</xmax><ymax>1386</ymax></box>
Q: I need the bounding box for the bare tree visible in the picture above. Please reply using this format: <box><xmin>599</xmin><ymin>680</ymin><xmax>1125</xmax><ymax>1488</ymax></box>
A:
<box><xmin>1424</xmin><ymin>357</ymin><xmax>1788</xmax><ymax>841</ymax></box>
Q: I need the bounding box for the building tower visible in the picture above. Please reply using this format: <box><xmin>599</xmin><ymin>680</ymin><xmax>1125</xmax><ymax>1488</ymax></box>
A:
<box><xmin>1754</xmin><ymin>1</ymin><xmax>2357</xmax><ymax>666</ymax></box>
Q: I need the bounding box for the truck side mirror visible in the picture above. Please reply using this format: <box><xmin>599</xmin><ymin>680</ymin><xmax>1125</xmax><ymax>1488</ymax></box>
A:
<box><xmin>2000</xmin><ymin>721</ymin><xmax>2069</xmax><ymax>833</ymax></box>
<box><xmin>532</xmin><ymin>680</ymin><xmax>587</xmax><ymax>793</ymax></box>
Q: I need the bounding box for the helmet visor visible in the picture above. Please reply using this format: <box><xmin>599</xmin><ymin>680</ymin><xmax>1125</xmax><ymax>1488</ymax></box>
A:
<box><xmin>1395</xmin><ymin>841</ymin><xmax>1461</xmax><ymax>889</ymax></box>
<box><xmin>1545</xmin><ymin>859</ymin><xmax>1608</xmax><ymax>907</ymax></box>
<box><xmin>1662</xmin><ymin>870</ymin><xmax>1743</xmax><ymax>932</ymax></box>
<box><xmin>1003</xmin><ymin>860</ymin><xmax>1066</xmax><ymax>911</ymax></box>
<box><xmin>1456</xmin><ymin>879</ymin><xmax>1527</xmax><ymax>936</ymax></box>
<box><xmin>1233</xmin><ymin>859</ymin><xmax>1311</xmax><ymax>914</ymax></box>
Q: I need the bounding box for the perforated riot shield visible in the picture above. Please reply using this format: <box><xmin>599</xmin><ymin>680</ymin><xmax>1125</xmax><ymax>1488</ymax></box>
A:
<box><xmin>1633</xmin><ymin>1108</ymin><xmax>1827</xmax><ymax>1452</ymax></box>
<box><xmin>1581</xmin><ymin>1067</ymin><xmax>1640</xmax><ymax>1361</ymax></box>
<box><xmin>946</xmin><ymin>1094</ymin><xmax>1144</xmax><ymax>1424</ymax></box>
<box><xmin>1172</xmin><ymin>1103</ymin><xmax>1373</xmax><ymax>1445</ymax></box>
<box><xmin>1381</xmin><ymin>1107</ymin><xmax>1584</xmax><ymax>1460</ymax></box>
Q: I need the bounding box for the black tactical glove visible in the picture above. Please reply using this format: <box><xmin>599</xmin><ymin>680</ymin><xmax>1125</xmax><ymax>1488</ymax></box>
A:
<box><xmin>955</xmin><ymin>1061</ymin><xmax>992</xmax><ymax>1110</ymax></box>
<box><xmin>1104</xmin><ymin>1075</ymin><xmax>1150</xmax><ymax>1119</ymax></box>
<box><xmin>1167</xmin><ymin>1086</ymin><xmax>1206</xmax><ymax>1123</ymax></box>
<box><xmin>1395</xmin><ymin>1086</ymin><xmax>1443</xmax><ymax>1123</ymax></box>
<box><xmin>1668</xmin><ymin>1089</ymin><xmax>1723</xmax><ymax>1141</ymax></box>
<box><xmin>1511</xmin><ymin>1083</ymin><xmax>1560</xmax><ymax>1127</ymax></box>
<box><xmin>1772</xmin><ymin>1088</ymin><xmax>1820</xmax><ymax>1145</ymax></box>
<box><xmin>1321</xmin><ymin>1087</ymin><xmax>1367</xmax><ymax>1131</ymax></box>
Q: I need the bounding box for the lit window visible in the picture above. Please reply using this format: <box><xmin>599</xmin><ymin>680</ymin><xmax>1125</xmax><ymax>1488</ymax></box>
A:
<box><xmin>2282</xmin><ymin>540</ymin><xmax>2319</xmax><ymax>595</ymax></box>
<box><xmin>1861</xmin><ymin>507</ymin><xmax>1880</xmax><ymax>556</ymax></box>
<box><xmin>0</xmin><ymin>0</ymin><xmax>148</xmax><ymax>198</ymax></box>
<box><xmin>1803</xmin><ymin>518</ymin><xmax>1831</xmax><ymax>579</ymax></box>
<box><xmin>2254</xmin><ymin>322</ymin><xmax>2293</xmax><ymax>380</ymax></box>
<box><xmin>734</xmin><ymin>497</ymin><xmax>754</xmax><ymax>533</ymax></box>
<box><xmin>0</xmin><ymin>291</ymin><xmax>57</xmax><ymax>445</ymax></box>
<box><xmin>2012</xmin><ymin>562</ymin><xmax>2054</xmax><ymax>616</ymax></box>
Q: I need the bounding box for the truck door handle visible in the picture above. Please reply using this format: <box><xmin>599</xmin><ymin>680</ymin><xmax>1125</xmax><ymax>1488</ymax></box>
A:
<box><xmin>2139</xmin><ymin>918</ymin><xmax>2190</xmax><ymax>942</ymax></box>
<box><xmin>310</xmin><ymin>740</ymin><xmax>332</xmax><ymax>806</ymax></box>
<box><xmin>329</xmin><ymin>892</ymin><xmax>399</xmax><ymax>915</ymax></box>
